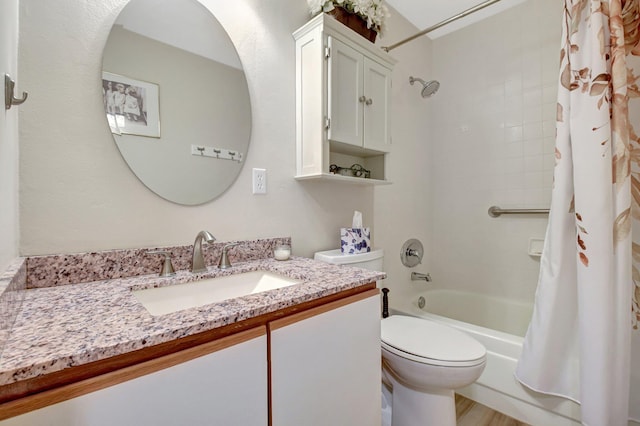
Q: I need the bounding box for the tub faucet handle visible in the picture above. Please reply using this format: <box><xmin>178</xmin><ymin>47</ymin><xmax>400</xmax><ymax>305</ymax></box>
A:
<box><xmin>400</xmin><ymin>239</ymin><xmax>424</xmax><ymax>267</ymax></box>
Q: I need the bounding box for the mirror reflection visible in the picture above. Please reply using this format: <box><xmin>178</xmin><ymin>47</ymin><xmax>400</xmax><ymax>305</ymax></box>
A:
<box><xmin>102</xmin><ymin>0</ymin><xmax>251</xmax><ymax>205</ymax></box>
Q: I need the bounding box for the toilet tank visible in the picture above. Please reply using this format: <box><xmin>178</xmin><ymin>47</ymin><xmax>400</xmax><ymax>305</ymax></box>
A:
<box><xmin>314</xmin><ymin>248</ymin><xmax>384</xmax><ymax>271</ymax></box>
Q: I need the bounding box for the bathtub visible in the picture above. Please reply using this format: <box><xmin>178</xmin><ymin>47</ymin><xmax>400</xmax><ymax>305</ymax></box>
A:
<box><xmin>391</xmin><ymin>289</ymin><xmax>583</xmax><ymax>426</ymax></box>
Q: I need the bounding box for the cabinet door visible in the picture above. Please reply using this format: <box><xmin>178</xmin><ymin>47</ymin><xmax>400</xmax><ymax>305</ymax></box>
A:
<box><xmin>3</xmin><ymin>328</ymin><xmax>268</xmax><ymax>426</ymax></box>
<box><xmin>270</xmin><ymin>290</ymin><xmax>381</xmax><ymax>426</ymax></box>
<box><xmin>327</xmin><ymin>36</ymin><xmax>363</xmax><ymax>147</ymax></box>
<box><xmin>363</xmin><ymin>57</ymin><xmax>392</xmax><ymax>152</ymax></box>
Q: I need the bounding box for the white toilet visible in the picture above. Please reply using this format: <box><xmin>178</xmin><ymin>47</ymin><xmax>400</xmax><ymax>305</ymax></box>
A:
<box><xmin>314</xmin><ymin>248</ymin><xmax>487</xmax><ymax>426</ymax></box>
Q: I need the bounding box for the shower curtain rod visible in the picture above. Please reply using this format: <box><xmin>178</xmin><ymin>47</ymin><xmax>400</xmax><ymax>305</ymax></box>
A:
<box><xmin>382</xmin><ymin>0</ymin><xmax>503</xmax><ymax>52</ymax></box>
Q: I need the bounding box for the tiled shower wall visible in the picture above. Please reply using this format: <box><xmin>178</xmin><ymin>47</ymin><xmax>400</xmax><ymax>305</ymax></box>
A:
<box><xmin>429</xmin><ymin>0</ymin><xmax>562</xmax><ymax>301</ymax></box>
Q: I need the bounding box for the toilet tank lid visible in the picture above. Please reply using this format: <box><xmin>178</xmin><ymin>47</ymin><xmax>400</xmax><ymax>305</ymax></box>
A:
<box><xmin>314</xmin><ymin>248</ymin><xmax>384</xmax><ymax>265</ymax></box>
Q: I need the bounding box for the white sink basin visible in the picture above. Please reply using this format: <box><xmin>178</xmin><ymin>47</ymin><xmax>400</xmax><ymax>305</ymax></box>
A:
<box><xmin>133</xmin><ymin>270</ymin><xmax>301</xmax><ymax>316</ymax></box>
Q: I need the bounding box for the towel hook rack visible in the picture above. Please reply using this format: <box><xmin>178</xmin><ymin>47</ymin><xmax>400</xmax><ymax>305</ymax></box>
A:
<box><xmin>5</xmin><ymin>74</ymin><xmax>28</xmax><ymax>110</ymax></box>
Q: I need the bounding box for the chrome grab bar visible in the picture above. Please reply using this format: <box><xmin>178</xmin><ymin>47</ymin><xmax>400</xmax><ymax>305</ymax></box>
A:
<box><xmin>488</xmin><ymin>206</ymin><xmax>550</xmax><ymax>218</ymax></box>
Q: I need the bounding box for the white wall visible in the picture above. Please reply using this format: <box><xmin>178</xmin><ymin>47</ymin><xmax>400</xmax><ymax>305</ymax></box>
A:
<box><xmin>0</xmin><ymin>0</ymin><xmax>20</xmax><ymax>271</ymax></box>
<box><xmin>20</xmin><ymin>0</ymin><xmax>433</xmax><ymax>257</ymax></box>
<box><xmin>373</xmin><ymin>13</ymin><xmax>433</xmax><ymax>301</ymax></box>
<box><xmin>427</xmin><ymin>0</ymin><xmax>561</xmax><ymax>302</ymax></box>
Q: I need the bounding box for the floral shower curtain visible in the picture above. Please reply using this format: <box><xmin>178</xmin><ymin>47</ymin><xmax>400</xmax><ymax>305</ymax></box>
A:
<box><xmin>515</xmin><ymin>0</ymin><xmax>640</xmax><ymax>424</ymax></box>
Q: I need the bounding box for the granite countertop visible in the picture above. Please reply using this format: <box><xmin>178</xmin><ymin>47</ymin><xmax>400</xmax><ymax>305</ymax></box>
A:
<box><xmin>0</xmin><ymin>256</ymin><xmax>385</xmax><ymax>387</ymax></box>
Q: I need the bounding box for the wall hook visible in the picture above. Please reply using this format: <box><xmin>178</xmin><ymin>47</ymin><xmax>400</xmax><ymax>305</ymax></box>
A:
<box><xmin>4</xmin><ymin>74</ymin><xmax>28</xmax><ymax>110</ymax></box>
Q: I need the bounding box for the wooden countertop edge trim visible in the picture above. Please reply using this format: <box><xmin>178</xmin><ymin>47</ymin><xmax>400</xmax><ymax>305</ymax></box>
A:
<box><xmin>0</xmin><ymin>282</ymin><xmax>376</xmax><ymax>416</ymax></box>
<box><xmin>0</xmin><ymin>327</ymin><xmax>267</xmax><ymax>421</ymax></box>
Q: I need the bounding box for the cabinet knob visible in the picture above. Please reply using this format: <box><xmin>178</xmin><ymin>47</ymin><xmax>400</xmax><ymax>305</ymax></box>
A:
<box><xmin>359</xmin><ymin>96</ymin><xmax>366</xmax><ymax>103</ymax></box>
<box><xmin>365</xmin><ymin>98</ymin><xmax>373</xmax><ymax>106</ymax></box>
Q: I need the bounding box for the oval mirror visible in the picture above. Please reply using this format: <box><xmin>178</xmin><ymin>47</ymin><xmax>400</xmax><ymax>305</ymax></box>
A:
<box><xmin>102</xmin><ymin>0</ymin><xmax>251</xmax><ymax>205</ymax></box>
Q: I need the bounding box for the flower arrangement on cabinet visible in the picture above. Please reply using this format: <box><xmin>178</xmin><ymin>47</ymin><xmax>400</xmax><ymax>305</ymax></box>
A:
<box><xmin>307</xmin><ymin>0</ymin><xmax>390</xmax><ymax>37</ymax></box>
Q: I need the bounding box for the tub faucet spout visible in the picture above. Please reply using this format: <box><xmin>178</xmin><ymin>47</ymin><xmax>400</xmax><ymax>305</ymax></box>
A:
<box><xmin>411</xmin><ymin>272</ymin><xmax>432</xmax><ymax>282</ymax></box>
<box><xmin>191</xmin><ymin>230</ymin><xmax>216</xmax><ymax>273</ymax></box>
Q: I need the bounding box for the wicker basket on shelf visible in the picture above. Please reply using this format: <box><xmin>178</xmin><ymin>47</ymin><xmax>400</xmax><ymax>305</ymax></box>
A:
<box><xmin>327</xmin><ymin>6</ymin><xmax>377</xmax><ymax>43</ymax></box>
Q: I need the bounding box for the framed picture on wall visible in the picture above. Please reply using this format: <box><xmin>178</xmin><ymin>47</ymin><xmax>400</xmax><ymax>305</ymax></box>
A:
<box><xmin>102</xmin><ymin>71</ymin><xmax>160</xmax><ymax>138</ymax></box>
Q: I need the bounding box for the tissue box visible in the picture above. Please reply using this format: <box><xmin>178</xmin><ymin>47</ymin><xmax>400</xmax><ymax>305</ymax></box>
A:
<box><xmin>340</xmin><ymin>228</ymin><xmax>371</xmax><ymax>254</ymax></box>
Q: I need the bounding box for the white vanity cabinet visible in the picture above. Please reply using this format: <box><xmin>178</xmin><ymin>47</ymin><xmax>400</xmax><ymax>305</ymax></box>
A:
<box><xmin>270</xmin><ymin>291</ymin><xmax>381</xmax><ymax>426</ymax></box>
<box><xmin>2</xmin><ymin>328</ymin><xmax>268</xmax><ymax>426</ymax></box>
<box><xmin>294</xmin><ymin>14</ymin><xmax>396</xmax><ymax>184</ymax></box>
<box><xmin>0</xmin><ymin>288</ymin><xmax>380</xmax><ymax>425</ymax></box>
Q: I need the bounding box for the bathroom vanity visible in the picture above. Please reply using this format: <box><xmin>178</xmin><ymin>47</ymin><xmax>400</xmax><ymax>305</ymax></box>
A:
<box><xmin>0</xmin><ymin>238</ymin><xmax>384</xmax><ymax>425</ymax></box>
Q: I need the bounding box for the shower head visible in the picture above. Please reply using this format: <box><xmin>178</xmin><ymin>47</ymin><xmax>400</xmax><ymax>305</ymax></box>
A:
<box><xmin>409</xmin><ymin>76</ymin><xmax>440</xmax><ymax>98</ymax></box>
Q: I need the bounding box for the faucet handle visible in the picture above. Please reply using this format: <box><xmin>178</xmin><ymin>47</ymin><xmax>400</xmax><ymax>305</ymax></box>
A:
<box><xmin>400</xmin><ymin>239</ymin><xmax>424</xmax><ymax>267</ymax></box>
<box><xmin>218</xmin><ymin>243</ymin><xmax>240</xmax><ymax>270</ymax></box>
<box><xmin>147</xmin><ymin>250</ymin><xmax>176</xmax><ymax>277</ymax></box>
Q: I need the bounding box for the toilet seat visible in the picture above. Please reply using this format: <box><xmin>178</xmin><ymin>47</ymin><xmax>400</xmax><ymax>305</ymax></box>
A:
<box><xmin>381</xmin><ymin>315</ymin><xmax>486</xmax><ymax>368</ymax></box>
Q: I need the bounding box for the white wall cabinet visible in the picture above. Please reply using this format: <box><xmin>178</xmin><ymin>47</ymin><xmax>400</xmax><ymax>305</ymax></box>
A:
<box><xmin>294</xmin><ymin>14</ymin><xmax>396</xmax><ymax>184</ymax></box>
<box><xmin>328</xmin><ymin>36</ymin><xmax>391</xmax><ymax>153</ymax></box>
<box><xmin>270</xmin><ymin>291</ymin><xmax>381</xmax><ymax>426</ymax></box>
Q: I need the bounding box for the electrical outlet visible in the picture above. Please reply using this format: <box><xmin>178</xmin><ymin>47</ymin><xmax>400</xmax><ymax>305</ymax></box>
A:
<box><xmin>252</xmin><ymin>168</ymin><xmax>267</xmax><ymax>194</ymax></box>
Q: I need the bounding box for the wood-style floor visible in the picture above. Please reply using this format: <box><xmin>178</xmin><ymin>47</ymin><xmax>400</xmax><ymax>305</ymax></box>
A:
<box><xmin>455</xmin><ymin>395</ymin><xmax>530</xmax><ymax>426</ymax></box>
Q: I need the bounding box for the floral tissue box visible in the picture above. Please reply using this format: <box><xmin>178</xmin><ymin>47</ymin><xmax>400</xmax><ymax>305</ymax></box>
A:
<box><xmin>340</xmin><ymin>227</ymin><xmax>371</xmax><ymax>254</ymax></box>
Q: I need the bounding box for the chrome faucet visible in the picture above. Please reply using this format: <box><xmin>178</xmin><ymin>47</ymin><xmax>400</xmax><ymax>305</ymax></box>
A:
<box><xmin>191</xmin><ymin>230</ymin><xmax>216</xmax><ymax>273</ymax></box>
<box><xmin>411</xmin><ymin>272</ymin><xmax>432</xmax><ymax>282</ymax></box>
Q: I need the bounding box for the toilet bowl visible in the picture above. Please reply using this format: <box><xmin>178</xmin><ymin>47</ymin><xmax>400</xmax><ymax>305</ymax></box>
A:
<box><xmin>313</xmin><ymin>248</ymin><xmax>487</xmax><ymax>425</ymax></box>
<box><xmin>381</xmin><ymin>315</ymin><xmax>486</xmax><ymax>426</ymax></box>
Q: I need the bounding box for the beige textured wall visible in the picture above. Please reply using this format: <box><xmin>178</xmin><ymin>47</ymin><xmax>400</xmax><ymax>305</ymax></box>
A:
<box><xmin>372</xmin><ymin>12</ymin><xmax>433</xmax><ymax>301</ymax></box>
<box><xmin>429</xmin><ymin>0</ymin><xmax>561</xmax><ymax>301</ymax></box>
<box><xmin>19</xmin><ymin>0</ymin><xmax>391</xmax><ymax>257</ymax></box>
<box><xmin>0</xmin><ymin>0</ymin><xmax>20</xmax><ymax>271</ymax></box>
